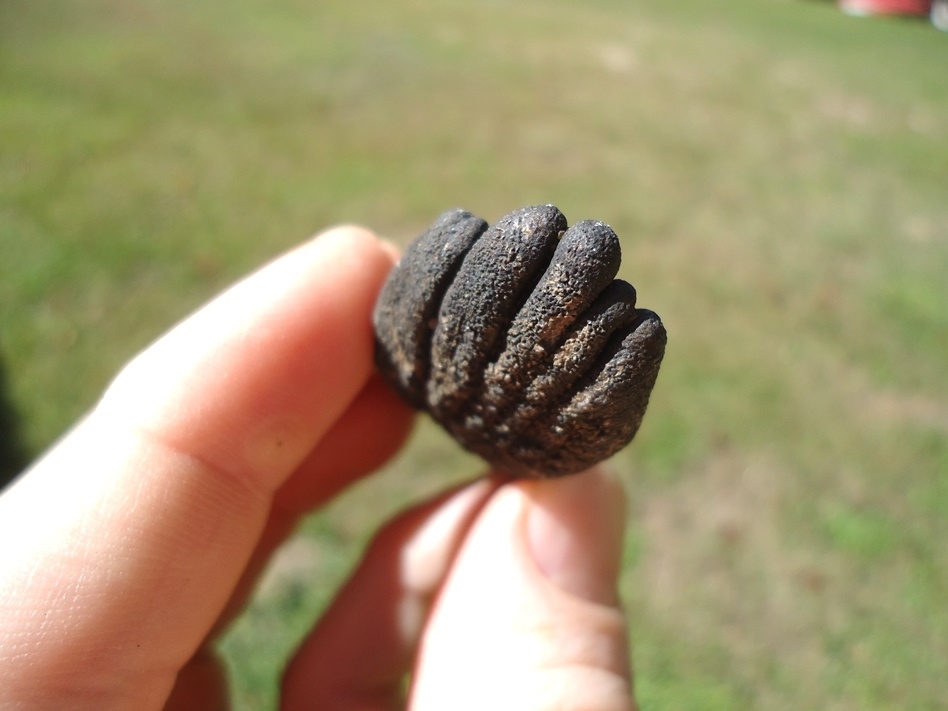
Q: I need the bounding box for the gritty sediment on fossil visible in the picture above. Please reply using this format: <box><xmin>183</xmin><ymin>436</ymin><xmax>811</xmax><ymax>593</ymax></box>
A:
<box><xmin>373</xmin><ymin>204</ymin><xmax>667</xmax><ymax>477</ymax></box>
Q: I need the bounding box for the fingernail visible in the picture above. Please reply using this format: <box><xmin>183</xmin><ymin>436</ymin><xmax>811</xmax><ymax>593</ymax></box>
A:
<box><xmin>396</xmin><ymin>478</ymin><xmax>499</xmax><ymax>644</ymax></box>
<box><xmin>379</xmin><ymin>239</ymin><xmax>403</xmax><ymax>264</ymax></box>
<box><xmin>401</xmin><ymin>477</ymin><xmax>498</xmax><ymax>593</ymax></box>
<box><xmin>524</xmin><ymin>467</ymin><xmax>627</xmax><ymax>605</ymax></box>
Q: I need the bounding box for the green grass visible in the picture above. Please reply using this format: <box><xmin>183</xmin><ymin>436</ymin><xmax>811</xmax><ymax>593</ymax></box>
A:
<box><xmin>2</xmin><ymin>0</ymin><xmax>947</xmax><ymax>708</ymax></box>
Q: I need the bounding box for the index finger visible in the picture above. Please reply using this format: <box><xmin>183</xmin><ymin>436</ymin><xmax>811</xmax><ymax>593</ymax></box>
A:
<box><xmin>0</xmin><ymin>226</ymin><xmax>402</xmax><ymax>707</ymax></box>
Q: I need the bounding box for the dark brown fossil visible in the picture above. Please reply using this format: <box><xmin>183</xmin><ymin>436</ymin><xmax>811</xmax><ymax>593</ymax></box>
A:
<box><xmin>373</xmin><ymin>205</ymin><xmax>666</xmax><ymax>477</ymax></box>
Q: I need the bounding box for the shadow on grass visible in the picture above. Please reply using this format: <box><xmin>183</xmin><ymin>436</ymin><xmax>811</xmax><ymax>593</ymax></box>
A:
<box><xmin>0</xmin><ymin>354</ymin><xmax>30</xmax><ymax>492</ymax></box>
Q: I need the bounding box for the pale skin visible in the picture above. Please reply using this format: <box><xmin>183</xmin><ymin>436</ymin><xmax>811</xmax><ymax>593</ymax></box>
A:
<box><xmin>0</xmin><ymin>226</ymin><xmax>637</xmax><ymax>711</ymax></box>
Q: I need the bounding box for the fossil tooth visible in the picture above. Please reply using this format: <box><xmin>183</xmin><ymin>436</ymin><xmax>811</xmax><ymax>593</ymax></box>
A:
<box><xmin>373</xmin><ymin>204</ymin><xmax>666</xmax><ymax>477</ymax></box>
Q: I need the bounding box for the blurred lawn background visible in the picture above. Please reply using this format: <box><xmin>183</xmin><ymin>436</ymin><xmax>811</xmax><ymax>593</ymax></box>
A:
<box><xmin>2</xmin><ymin>0</ymin><xmax>946</xmax><ymax>708</ymax></box>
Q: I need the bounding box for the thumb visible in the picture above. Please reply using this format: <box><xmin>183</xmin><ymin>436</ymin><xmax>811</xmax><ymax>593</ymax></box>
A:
<box><xmin>409</xmin><ymin>468</ymin><xmax>636</xmax><ymax>711</ymax></box>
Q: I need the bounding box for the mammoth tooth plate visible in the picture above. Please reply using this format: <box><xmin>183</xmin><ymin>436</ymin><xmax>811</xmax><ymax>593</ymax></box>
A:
<box><xmin>373</xmin><ymin>204</ymin><xmax>666</xmax><ymax>477</ymax></box>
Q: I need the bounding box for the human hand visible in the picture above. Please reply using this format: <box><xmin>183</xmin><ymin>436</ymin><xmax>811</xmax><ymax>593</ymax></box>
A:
<box><xmin>0</xmin><ymin>226</ymin><xmax>636</xmax><ymax>710</ymax></box>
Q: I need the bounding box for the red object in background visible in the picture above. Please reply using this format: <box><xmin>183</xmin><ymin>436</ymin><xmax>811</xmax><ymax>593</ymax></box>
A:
<box><xmin>838</xmin><ymin>0</ymin><xmax>932</xmax><ymax>14</ymax></box>
<box><xmin>838</xmin><ymin>0</ymin><xmax>948</xmax><ymax>30</ymax></box>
